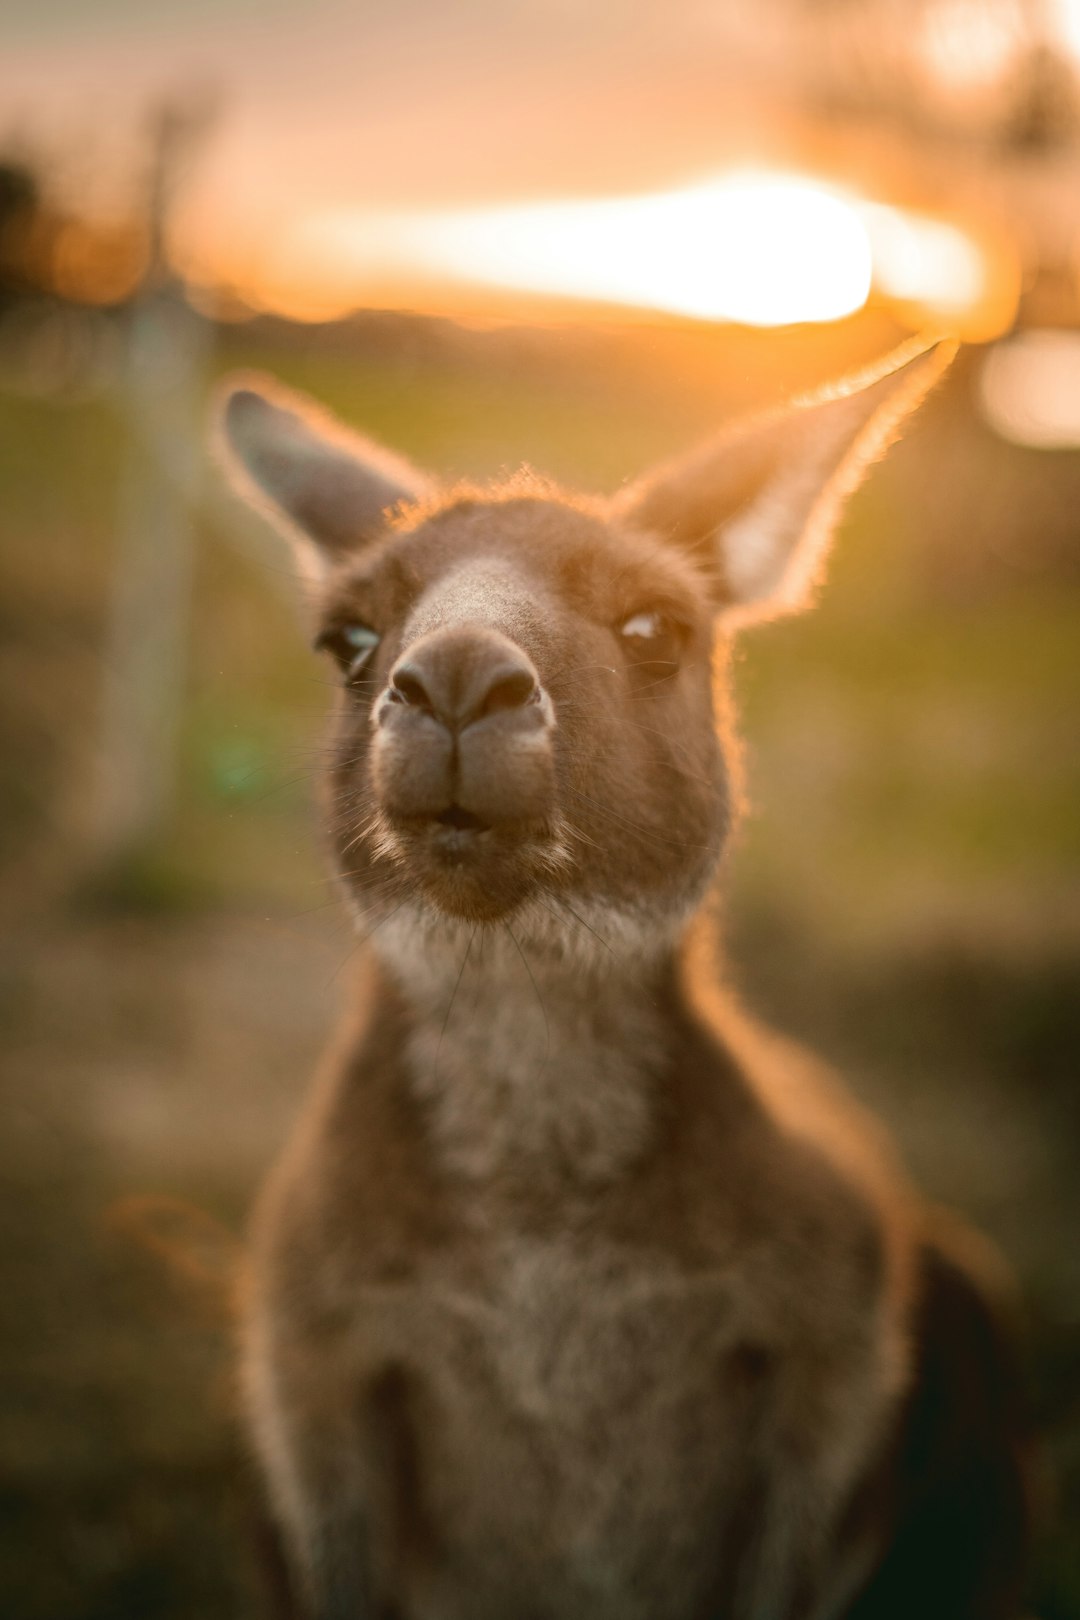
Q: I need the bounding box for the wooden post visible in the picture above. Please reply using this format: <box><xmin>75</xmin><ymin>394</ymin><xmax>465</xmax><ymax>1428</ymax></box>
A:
<box><xmin>92</xmin><ymin>99</ymin><xmax>215</xmax><ymax>868</ymax></box>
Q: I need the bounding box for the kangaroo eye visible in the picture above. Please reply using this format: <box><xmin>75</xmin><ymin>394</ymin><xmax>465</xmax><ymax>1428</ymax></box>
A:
<box><xmin>620</xmin><ymin>611</ymin><xmax>666</xmax><ymax>641</ymax></box>
<box><xmin>616</xmin><ymin>610</ymin><xmax>684</xmax><ymax>686</ymax></box>
<box><xmin>316</xmin><ymin>622</ymin><xmax>382</xmax><ymax>683</ymax></box>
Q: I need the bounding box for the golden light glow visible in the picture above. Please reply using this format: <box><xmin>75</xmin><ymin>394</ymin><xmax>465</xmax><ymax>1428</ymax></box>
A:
<box><xmin>980</xmin><ymin>330</ymin><xmax>1080</xmax><ymax>447</ymax></box>
<box><xmin>50</xmin><ymin>222</ymin><xmax>147</xmax><ymax>307</ymax></box>
<box><xmin>860</xmin><ymin>203</ymin><xmax>1019</xmax><ymax>339</ymax></box>
<box><xmin>1050</xmin><ymin>0</ymin><xmax>1080</xmax><ymax>59</ymax></box>
<box><xmin>865</xmin><ymin>208</ymin><xmax>983</xmax><ymax>308</ymax></box>
<box><xmin>918</xmin><ymin>0</ymin><xmax>1023</xmax><ymax>91</ymax></box>
<box><xmin>287</xmin><ymin>175</ymin><xmax>875</xmax><ymax>328</ymax></box>
<box><xmin>211</xmin><ymin>170</ymin><xmax>1015</xmax><ymax>339</ymax></box>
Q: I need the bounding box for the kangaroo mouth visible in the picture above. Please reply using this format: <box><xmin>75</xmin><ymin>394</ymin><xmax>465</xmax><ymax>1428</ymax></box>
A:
<box><xmin>376</xmin><ymin>806</ymin><xmax>563</xmax><ymax>921</ymax></box>
<box><xmin>434</xmin><ymin>805</ymin><xmax>491</xmax><ymax>834</ymax></box>
<box><xmin>426</xmin><ymin>806</ymin><xmax>495</xmax><ymax>866</ymax></box>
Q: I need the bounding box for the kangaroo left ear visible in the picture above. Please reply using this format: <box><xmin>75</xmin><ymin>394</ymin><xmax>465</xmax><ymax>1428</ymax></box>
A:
<box><xmin>214</xmin><ymin>374</ymin><xmax>431</xmax><ymax>582</ymax></box>
<box><xmin>615</xmin><ymin>337</ymin><xmax>956</xmax><ymax>624</ymax></box>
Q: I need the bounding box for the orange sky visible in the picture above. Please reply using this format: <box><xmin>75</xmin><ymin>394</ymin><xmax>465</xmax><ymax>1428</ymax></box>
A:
<box><xmin>2</xmin><ymin>0</ymin><xmax>1076</xmax><ymax>331</ymax></box>
<box><xmin>3</xmin><ymin>4</ymin><xmax>785</xmax><ymax>223</ymax></box>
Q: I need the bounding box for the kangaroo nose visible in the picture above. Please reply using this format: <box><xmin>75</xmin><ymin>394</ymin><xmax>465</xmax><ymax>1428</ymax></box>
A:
<box><xmin>388</xmin><ymin>629</ymin><xmax>540</xmax><ymax>731</ymax></box>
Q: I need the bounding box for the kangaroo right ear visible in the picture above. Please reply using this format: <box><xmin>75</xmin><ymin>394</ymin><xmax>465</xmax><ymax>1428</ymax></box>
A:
<box><xmin>214</xmin><ymin>376</ymin><xmax>431</xmax><ymax>576</ymax></box>
<box><xmin>615</xmin><ymin>337</ymin><xmax>955</xmax><ymax>624</ymax></box>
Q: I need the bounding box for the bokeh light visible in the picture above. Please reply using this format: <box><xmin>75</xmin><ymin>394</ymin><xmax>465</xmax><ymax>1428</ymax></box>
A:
<box><xmin>980</xmin><ymin>327</ymin><xmax>1080</xmax><ymax>446</ymax></box>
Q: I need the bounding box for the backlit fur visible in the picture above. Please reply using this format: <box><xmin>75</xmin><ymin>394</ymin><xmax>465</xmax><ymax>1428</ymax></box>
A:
<box><xmin>218</xmin><ymin>343</ymin><xmax>1030</xmax><ymax>1620</ymax></box>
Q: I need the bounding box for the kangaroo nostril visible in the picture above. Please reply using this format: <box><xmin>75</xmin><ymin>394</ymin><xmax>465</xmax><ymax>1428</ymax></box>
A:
<box><xmin>386</xmin><ymin>635</ymin><xmax>541</xmax><ymax>731</ymax></box>
<box><xmin>389</xmin><ymin>665</ymin><xmax>434</xmax><ymax>714</ymax></box>
<box><xmin>479</xmin><ymin>666</ymin><xmax>539</xmax><ymax>719</ymax></box>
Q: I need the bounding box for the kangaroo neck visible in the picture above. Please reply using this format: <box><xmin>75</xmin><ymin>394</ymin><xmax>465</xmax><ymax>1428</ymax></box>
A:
<box><xmin>373</xmin><ymin>905</ymin><xmax>680</xmax><ymax>1191</ymax></box>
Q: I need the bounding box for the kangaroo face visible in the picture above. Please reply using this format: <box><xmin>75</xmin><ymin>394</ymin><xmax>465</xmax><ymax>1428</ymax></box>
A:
<box><xmin>217</xmin><ymin>339</ymin><xmax>951</xmax><ymax>949</ymax></box>
<box><xmin>314</xmin><ymin>490</ymin><xmax>727</xmax><ymax>931</ymax></box>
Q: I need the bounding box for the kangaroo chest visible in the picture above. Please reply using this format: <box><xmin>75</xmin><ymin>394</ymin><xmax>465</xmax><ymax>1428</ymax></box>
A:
<box><xmin>420</xmin><ymin>1231</ymin><xmax>746</xmax><ymax>1423</ymax></box>
<box><xmin>269</xmin><ymin>992</ymin><xmax>897</xmax><ymax>1618</ymax></box>
<box><xmin>260</xmin><ymin>1079</ymin><xmax>895</xmax><ymax>1620</ymax></box>
<box><xmin>376</xmin><ymin>1232</ymin><xmax>764</xmax><ymax>1620</ymax></box>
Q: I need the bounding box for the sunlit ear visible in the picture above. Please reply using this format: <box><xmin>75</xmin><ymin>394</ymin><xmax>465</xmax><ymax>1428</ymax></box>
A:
<box><xmin>616</xmin><ymin>337</ymin><xmax>956</xmax><ymax>623</ymax></box>
<box><xmin>214</xmin><ymin>374</ymin><xmax>431</xmax><ymax>579</ymax></box>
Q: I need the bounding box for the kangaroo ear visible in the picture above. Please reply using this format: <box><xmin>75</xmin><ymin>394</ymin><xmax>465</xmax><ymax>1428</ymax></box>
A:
<box><xmin>616</xmin><ymin>337</ymin><xmax>956</xmax><ymax>623</ymax></box>
<box><xmin>214</xmin><ymin>375</ymin><xmax>430</xmax><ymax>577</ymax></box>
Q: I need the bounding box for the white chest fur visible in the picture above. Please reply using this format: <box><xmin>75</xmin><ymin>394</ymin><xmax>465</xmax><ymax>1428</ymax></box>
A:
<box><xmin>389</xmin><ymin>913</ymin><xmax>668</xmax><ymax>1185</ymax></box>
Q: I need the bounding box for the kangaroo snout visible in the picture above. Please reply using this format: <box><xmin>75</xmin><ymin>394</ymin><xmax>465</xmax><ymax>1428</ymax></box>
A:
<box><xmin>372</xmin><ymin>625</ymin><xmax>556</xmax><ymax>900</ymax></box>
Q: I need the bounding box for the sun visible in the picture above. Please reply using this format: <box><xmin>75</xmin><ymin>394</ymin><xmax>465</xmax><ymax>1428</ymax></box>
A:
<box><xmin>288</xmin><ymin>174</ymin><xmax>874</xmax><ymax>329</ymax></box>
<box><xmin>226</xmin><ymin>169</ymin><xmax>1009</xmax><ymax>338</ymax></box>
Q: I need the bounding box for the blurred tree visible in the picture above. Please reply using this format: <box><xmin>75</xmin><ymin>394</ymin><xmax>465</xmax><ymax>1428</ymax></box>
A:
<box><xmin>0</xmin><ymin>151</ymin><xmax>145</xmax><ymax>312</ymax></box>
<box><xmin>0</xmin><ymin>159</ymin><xmax>52</xmax><ymax>308</ymax></box>
<box><xmin>784</xmin><ymin>0</ymin><xmax>1079</xmax><ymax>149</ymax></box>
<box><xmin>1001</xmin><ymin>38</ymin><xmax>1080</xmax><ymax>151</ymax></box>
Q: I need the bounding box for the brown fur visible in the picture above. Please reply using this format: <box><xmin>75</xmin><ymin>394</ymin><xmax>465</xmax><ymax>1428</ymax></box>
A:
<box><xmin>217</xmin><ymin>340</ymin><xmax>1030</xmax><ymax>1620</ymax></box>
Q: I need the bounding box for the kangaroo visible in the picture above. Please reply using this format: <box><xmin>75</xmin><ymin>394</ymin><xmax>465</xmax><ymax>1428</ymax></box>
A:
<box><xmin>217</xmin><ymin>337</ymin><xmax>1030</xmax><ymax>1620</ymax></box>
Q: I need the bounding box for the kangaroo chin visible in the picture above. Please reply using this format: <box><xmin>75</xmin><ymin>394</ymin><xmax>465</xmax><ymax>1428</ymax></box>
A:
<box><xmin>216</xmin><ymin>338</ymin><xmax>1031</xmax><ymax>1620</ymax></box>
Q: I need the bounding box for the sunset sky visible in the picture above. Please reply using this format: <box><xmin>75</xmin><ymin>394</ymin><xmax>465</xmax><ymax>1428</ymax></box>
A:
<box><xmin>3</xmin><ymin>2</ymin><xmax>797</xmax><ymax>219</ymax></box>
<box><xmin>3</xmin><ymin>0</ymin><xmax>1079</xmax><ymax>330</ymax></box>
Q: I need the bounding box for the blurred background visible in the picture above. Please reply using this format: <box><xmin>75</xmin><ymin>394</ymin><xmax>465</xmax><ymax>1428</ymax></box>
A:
<box><xmin>1</xmin><ymin>1</ymin><xmax>1078</xmax><ymax>1615</ymax></box>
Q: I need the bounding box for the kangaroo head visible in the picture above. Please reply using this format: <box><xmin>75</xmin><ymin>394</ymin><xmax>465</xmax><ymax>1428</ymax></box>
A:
<box><xmin>217</xmin><ymin>340</ymin><xmax>951</xmax><ymax>958</ymax></box>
